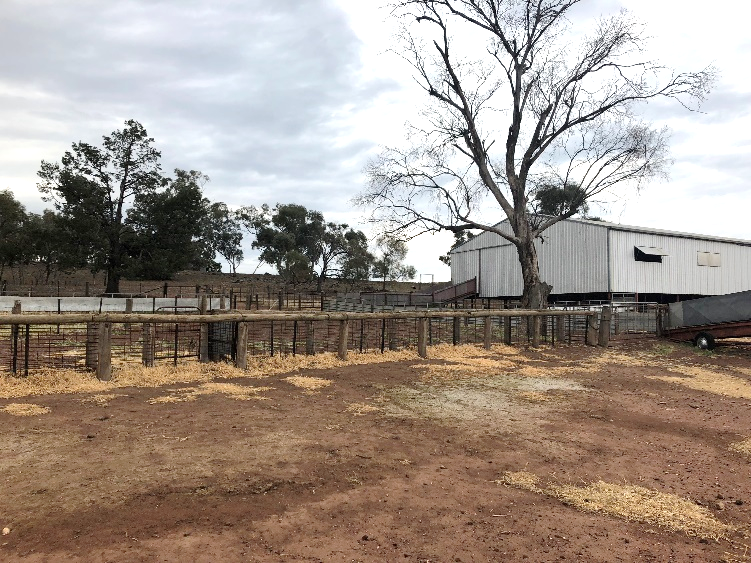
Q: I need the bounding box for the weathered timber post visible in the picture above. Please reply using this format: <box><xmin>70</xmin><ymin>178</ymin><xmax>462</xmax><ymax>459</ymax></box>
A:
<box><xmin>219</xmin><ymin>294</ymin><xmax>226</xmax><ymax>310</ymax></box>
<box><xmin>96</xmin><ymin>322</ymin><xmax>112</xmax><ymax>381</ymax></box>
<box><xmin>125</xmin><ymin>298</ymin><xmax>133</xmax><ymax>330</ymax></box>
<box><xmin>337</xmin><ymin>320</ymin><xmax>349</xmax><ymax>360</ymax></box>
<box><xmin>531</xmin><ymin>315</ymin><xmax>541</xmax><ymax>347</ymax></box>
<box><xmin>586</xmin><ymin>315</ymin><xmax>598</xmax><ymax>346</ymax></box>
<box><xmin>163</xmin><ymin>283</ymin><xmax>168</xmax><ymax>298</ymax></box>
<box><xmin>199</xmin><ymin>295</ymin><xmax>209</xmax><ymax>363</ymax></box>
<box><xmin>246</xmin><ymin>287</ymin><xmax>253</xmax><ymax>310</ymax></box>
<box><xmin>388</xmin><ymin>319</ymin><xmax>398</xmax><ymax>351</ymax></box>
<box><xmin>236</xmin><ymin>322</ymin><xmax>248</xmax><ymax>369</ymax></box>
<box><xmin>452</xmin><ymin>316</ymin><xmax>461</xmax><ymax>345</ymax></box>
<box><xmin>556</xmin><ymin>315</ymin><xmax>565</xmax><ymax>345</ymax></box>
<box><xmin>598</xmin><ymin>306</ymin><xmax>612</xmax><ymax>347</ymax></box>
<box><xmin>10</xmin><ymin>300</ymin><xmax>21</xmax><ymax>375</ymax></box>
<box><xmin>85</xmin><ymin>282</ymin><xmax>90</xmax><ymax>297</ymax></box>
<box><xmin>142</xmin><ymin>323</ymin><xmax>154</xmax><ymax>367</ymax></box>
<box><xmin>656</xmin><ymin>306</ymin><xmax>665</xmax><ymax>337</ymax></box>
<box><xmin>483</xmin><ymin>316</ymin><xmax>493</xmax><ymax>350</ymax></box>
<box><xmin>85</xmin><ymin>322</ymin><xmax>97</xmax><ymax>369</ymax></box>
<box><xmin>278</xmin><ymin>291</ymin><xmax>284</xmax><ymax>311</ymax></box>
<box><xmin>305</xmin><ymin>321</ymin><xmax>315</xmax><ymax>355</ymax></box>
<box><xmin>504</xmin><ymin>316</ymin><xmax>512</xmax><ymax>345</ymax></box>
<box><xmin>417</xmin><ymin>318</ymin><xmax>428</xmax><ymax>358</ymax></box>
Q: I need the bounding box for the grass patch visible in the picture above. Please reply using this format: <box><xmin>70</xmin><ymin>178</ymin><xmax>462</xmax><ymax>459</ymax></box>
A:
<box><xmin>729</xmin><ymin>438</ymin><xmax>751</xmax><ymax>459</ymax></box>
<box><xmin>283</xmin><ymin>376</ymin><xmax>332</xmax><ymax>391</ymax></box>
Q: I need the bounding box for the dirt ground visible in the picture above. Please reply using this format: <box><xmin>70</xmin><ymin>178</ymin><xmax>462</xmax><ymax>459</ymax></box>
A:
<box><xmin>1</xmin><ymin>339</ymin><xmax>751</xmax><ymax>562</ymax></box>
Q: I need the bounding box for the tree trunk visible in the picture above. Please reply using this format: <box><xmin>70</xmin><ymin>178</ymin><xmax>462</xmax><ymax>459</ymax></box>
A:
<box><xmin>515</xmin><ymin>227</ymin><xmax>551</xmax><ymax>310</ymax></box>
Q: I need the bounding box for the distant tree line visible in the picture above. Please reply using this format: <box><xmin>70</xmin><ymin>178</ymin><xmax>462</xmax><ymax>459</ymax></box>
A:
<box><xmin>0</xmin><ymin>120</ymin><xmax>415</xmax><ymax>293</ymax></box>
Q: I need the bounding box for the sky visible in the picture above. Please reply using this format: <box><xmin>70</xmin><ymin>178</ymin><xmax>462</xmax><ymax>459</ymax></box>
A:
<box><xmin>1</xmin><ymin>0</ymin><xmax>749</xmax><ymax>283</ymax></box>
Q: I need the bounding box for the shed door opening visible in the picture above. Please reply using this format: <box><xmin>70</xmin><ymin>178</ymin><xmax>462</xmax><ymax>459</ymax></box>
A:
<box><xmin>634</xmin><ymin>246</ymin><xmax>668</xmax><ymax>263</ymax></box>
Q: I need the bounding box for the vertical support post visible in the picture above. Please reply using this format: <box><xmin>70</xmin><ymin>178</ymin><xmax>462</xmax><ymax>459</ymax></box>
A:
<box><xmin>305</xmin><ymin>321</ymin><xmax>315</xmax><ymax>355</ymax></box>
<box><xmin>163</xmin><ymin>282</ymin><xmax>168</xmax><ymax>298</ymax></box>
<box><xmin>452</xmin><ymin>316</ymin><xmax>460</xmax><ymax>345</ymax></box>
<box><xmin>417</xmin><ymin>317</ymin><xmax>428</xmax><ymax>358</ymax></box>
<box><xmin>96</xmin><ymin>322</ymin><xmax>112</xmax><ymax>381</ymax></box>
<box><xmin>337</xmin><ymin>320</ymin><xmax>349</xmax><ymax>360</ymax></box>
<box><xmin>532</xmin><ymin>315</ymin><xmax>541</xmax><ymax>347</ymax></box>
<box><xmin>246</xmin><ymin>287</ymin><xmax>253</xmax><ymax>310</ymax></box>
<box><xmin>125</xmin><ymin>297</ymin><xmax>133</xmax><ymax>330</ymax></box>
<box><xmin>656</xmin><ymin>306</ymin><xmax>664</xmax><ymax>337</ymax></box>
<box><xmin>586</xmin><ymin>314</ymin><xmax>598</xmax><ymax>346</ymax></box>
<box><xmin>278</xmin><ymin>291</ymin><xmax>284</xmax><ymax>311</ymax></box>
<box><xmin>23</xmin><ymin>324</ymin><xmax>30</xmax><ymax>377</ymax></box>
<box><xmin>598</xmin><ymin>306</ymin><xmax>612</xmax><ymax>347</ymax></box>
<box><xmin>236</xmin><ymin>322</ymin><xmax>248</xmax><ymax>369</ymax></box>
<box><xmin>483</xmin><ymin>316</ymin><xmax>492</xmax><ymax>350</ymax></box>
<box><xmin>292</xmin><ymin>320</ymin><xmax>298</xmax><ymax>356</ymax></box>
<box><xmin>556</xmin><ymin>314</ymin><xmax>565</xmax><ymax>345</ymax></box>
<box><xmin>142</xmin><ymin>323</ymin><xmax>154</xmax><ymax>367</ymax></box>
<box><xmin>219</xmin><ymin>295</ymin><xmax>226</xmax><ymax>310</ymax></box>
<box><xmin>380</xmin><ymin>318</ymin><xmax>386</xmax><ymax>353</ymax></box>
<box><xmin>85</xmin><ymin>322</ymin><xmax>97</xmax><ymax>369</ymax></box>
<box><xmin>504</xmin><ymin>316</ymin><xmax>512</xmax><ymax>345</ymax></box>
<box><xmin>85</xmin><ymin>281</ymin><xmax>90</xmax><ymax>297</ymax></box>
<box><xmin>199</xmin><ymin>295</ymin><xmax>209</xmax><ymax>363</ymax></box>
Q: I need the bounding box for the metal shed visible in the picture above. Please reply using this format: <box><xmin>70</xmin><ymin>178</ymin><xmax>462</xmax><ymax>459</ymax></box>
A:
<box><xmin>449</xmin><ymin>218</ymin><xmax>751</xmax><ymax>302</ymax></box>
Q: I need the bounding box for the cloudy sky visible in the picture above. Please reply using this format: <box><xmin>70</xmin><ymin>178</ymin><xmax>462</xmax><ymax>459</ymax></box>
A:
<box><xmin>1</xmin><ymin>0</ymin><xmax>749</xmax><ymax>281</ymax></box>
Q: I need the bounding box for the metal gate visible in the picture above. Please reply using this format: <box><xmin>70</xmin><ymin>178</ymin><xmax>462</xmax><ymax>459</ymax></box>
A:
<box><xmin>208</xmin><ymin>321</ymin><xmax>236</xmax><ymax>362</ymax></box>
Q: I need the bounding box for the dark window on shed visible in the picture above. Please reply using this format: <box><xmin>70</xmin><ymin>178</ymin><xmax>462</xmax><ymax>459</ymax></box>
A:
<box><xmin>634</xmin><ymin>246</ymin><xmax>667</xmax><ymax>263</ymax></box>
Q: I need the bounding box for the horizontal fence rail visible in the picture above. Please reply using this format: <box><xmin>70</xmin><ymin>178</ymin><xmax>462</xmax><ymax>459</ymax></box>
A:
<box><xmin>0</xmin><ymin>309</ymin><xmax>603</xmax><ymax>379</ymax></box>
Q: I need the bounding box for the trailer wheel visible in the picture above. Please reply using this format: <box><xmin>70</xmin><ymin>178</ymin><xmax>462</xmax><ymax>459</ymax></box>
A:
<box><xmin>694</xmin><ymin>332</ymin><xmax>715</xmax><ymax>350</ymax></box>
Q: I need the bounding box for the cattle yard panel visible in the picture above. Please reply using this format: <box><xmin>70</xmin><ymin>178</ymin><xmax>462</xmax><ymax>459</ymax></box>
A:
<box><xmin>0</xmin><ymin>310</ymin><xmax>597</xmax><ymax>377</ymax></box>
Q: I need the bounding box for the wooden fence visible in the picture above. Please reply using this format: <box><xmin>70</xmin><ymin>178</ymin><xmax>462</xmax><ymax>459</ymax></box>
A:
<box><xmin>0</xmin><ymin>308</ymin><xmax>606</xmax><ymax>380</ymax></box>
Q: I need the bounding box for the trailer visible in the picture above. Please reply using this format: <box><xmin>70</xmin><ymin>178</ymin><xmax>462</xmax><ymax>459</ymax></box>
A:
<box><xmin>664</xmin><ymin>290</ymin><xmax>751</xmax><ymax>350</ymax></box>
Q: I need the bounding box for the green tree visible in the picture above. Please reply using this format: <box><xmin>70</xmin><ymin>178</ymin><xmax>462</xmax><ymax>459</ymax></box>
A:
<box><xmin>125</xmin><ymin>170</ymin><xmax>215</xmax><ymax>279</ymax></box>
<box><xmin>240</xmin><ymin>203</ymin><xmax>372</xmax><ymax>289</ymax></box>
<box><xmin>339</xmin><ymin>230</ymin><xmax>374</xmax><ymax>284</ymax></box>
<box><xmin>532</xmin><ymin>183</ymin><xmax>589</xmax><ymax>218</ymax></box>
<box><xmin>37</xmin><ymin>119</ymin><xmax>163</xmax><ymax>294</ymax></box>
<box><xmin>0</xmin><ymin>190</ymin><xmax>28</xmax><ymax>279</ymax></box>
<box><xmin>202</xmin><ymin>202</ymin><xmax>244</xmax><ymax>275</ymax></box>
<box><xmin>372</xmin><ymin>235</ymin><xmax>416</xmax><ymax>290</ymax></box>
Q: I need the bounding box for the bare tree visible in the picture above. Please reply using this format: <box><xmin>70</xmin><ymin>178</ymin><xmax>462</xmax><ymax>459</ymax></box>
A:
<box><xmin>358</xmin><ymin>0</ymin><xmax>713</xmax><ymax>308</ymax></box>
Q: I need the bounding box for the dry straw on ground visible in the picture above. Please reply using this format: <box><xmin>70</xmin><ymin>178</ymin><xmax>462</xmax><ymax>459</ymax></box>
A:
<box><xmin>652</xmin><ymin>365</ymin><xmax>751</xmax><ymax>400</ymax></box>
<box><xmin>498</xmin><ymin>471</ymin><xmax>731</xmax><ymax>540</ymax></box>
<box><xmin>283</xmin><ymin>376</ymin><xmax>332</xmax><ymax>391</ymax></box>
<box><xmin>1</xmin><ymin>403</ymin><xmax>51</xmax><ymax>416</ymax></box>
<box><xmin>346</xmin><ymin>402</ymin><xmax>381</xmax><ymax>416</ymax></box>
<box><xmin>148</xmin><ymin>382</ymin><xmax>273</xmax><ymax>404</ymax></box>
<box><xmin>80</xmin><ymin>393</ymin><xmax>118</xmax><ymax>406</ymax></box>
<box><xmin>729</xmin><ymin>438</ymin><xmax>751</xmax><ymax>459</ymax></box>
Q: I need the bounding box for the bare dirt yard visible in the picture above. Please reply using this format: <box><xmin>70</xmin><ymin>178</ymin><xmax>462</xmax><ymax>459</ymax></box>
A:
<box><xmin>1</xmin><ymin>339</ymin><xmax>751</xmax><ymax>562</ymax></box>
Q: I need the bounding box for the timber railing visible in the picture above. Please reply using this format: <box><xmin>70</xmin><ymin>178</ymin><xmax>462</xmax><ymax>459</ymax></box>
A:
<box><xmin>0</xmin><ymin>308</ymin><xmax>605</xmax><ymax>380</ymax></box>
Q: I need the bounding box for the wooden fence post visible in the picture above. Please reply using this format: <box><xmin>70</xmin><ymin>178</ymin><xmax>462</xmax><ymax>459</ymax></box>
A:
<box><xmin>453</xmin><ymin>316</ymin><xmax>461</xmax><ymax>345</ymax></box>
<box><xmin>97</xmin><ymin>322</ymin><xmax>112</xmax><ymax>381</ymax></box>
<box><xmin>305</xmin><ymin>321</ymin><xmax>315</xmax><ymax>355</ymax></box>
<box><xmin>504</xmin><ymin>316</ymin><xmax>512</xmax><ymax>345</ymax></box>
<box><xmin>598</xmin><ymin>306</ymin><xmax>611</xmax><ymax>347</ymax></box>
<box><xmin>142</xmin><ymin>323</ymin><xmax>154</xmax><ymax>367</ymax></box>
<box><xmin>417</xmin><ymin>318</ymin><xmax>428</xmax><ymax>358</ymax></box>
<box><xmin>236</xmin><ymin>322</ymin><xmax>248</xmax><ymax>369</ymax></box>
<box><xmin>586</xmin><ymin>315</ymin><xmax>598</xmax><ymax>346</ymax></box>
<box><xmin>483</xmin><ymin>316</ymin><xmax>492</xmax><ymax>350</ymax></box>
<box><xmin>337</xmin><ymin>320</ymin><xmax>349</xmax><ymax>360</ymax></box>
<box><xmin>556</xmin><ymin>315</ymin><xmax>565</xmax><ymax>345</ymax></box>
<box><xmin>199</xmin><ymin>295</ymin><xmax>209</xmax><ymax>363</ymax></box>
<box><xmin>85</xmin><ymin>322</ymin><xmax>97</xmax><ymax>369</ymax></box>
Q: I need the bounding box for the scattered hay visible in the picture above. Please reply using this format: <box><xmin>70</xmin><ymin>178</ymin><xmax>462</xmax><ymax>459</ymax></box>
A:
<box><xmin>346</xmin><ymin>402</ymin><xmax>380</xmax><ymax>416</ymax></box>
<box><xmin>652</xmin><ymin>365</ymin><xmax>751</xmax><ymax>400</ymax></box>
<box><xmin>1</xmin><ymin>403</ymin><xmax>50</xmax><ymax>416</ymax></box>
<box><xmin>148</xmin><ymin>382</ymin><xmax>272</xmax><ymax>404</ymax></box>
<box><xmin>517</xmin><ymin>391</ymin><xmax>552</xmax><ymax>403</ymax></box>
<box><xmin>498</xmin><ymin>470</ymin><xmax>542</xmax><ymax>492</ymax></box>
<box><xmin>497</xmin><ymin>471</ymin><xmax>731</xmax><ymax>539</ymax></box>
<box><xmin>550</xmin><ymin>481</ymin><xmax>730</xmax><ymax>539</ymax></box>
<box><xmin>729</xmin><ymin>438</ymin><xmax>751</xmax><ymax>459</ymax></box>
<box><xmin>81</xmin><ymin>393</ymin><xmax>117</xmax><ymax>406</ymax></box>
<box><xmin>283</xmin><ymin>376</ymin><xmax>332</xmax><ymax>391</ymax></box>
